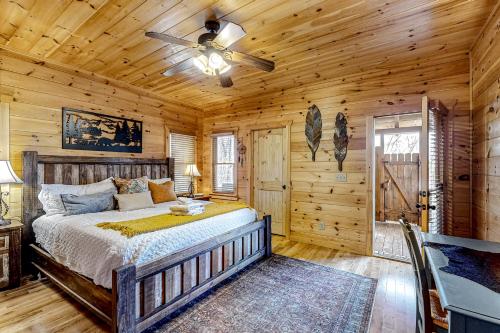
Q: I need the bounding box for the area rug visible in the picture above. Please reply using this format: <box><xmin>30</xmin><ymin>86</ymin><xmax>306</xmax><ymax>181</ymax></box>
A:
<box><xmin>150</xmin><ymin>255</ymin><xmax>377</xmax><ymax>333</ymax></box>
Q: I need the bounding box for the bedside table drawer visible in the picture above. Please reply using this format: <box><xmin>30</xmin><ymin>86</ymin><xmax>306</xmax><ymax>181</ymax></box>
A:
<box><xmin>0</xmin><ymin>224</ymin><xmax>22</xmax><ymax>290</ymax></box>
<box><xmin>0</xmin><ymin>253</ymin><xmax>8</xmax><ymax>288</ymax></box>
<box><xmin>0</xmin><ymin>234</ymin><xmax>9</xmax><ymax>252</ymax></box>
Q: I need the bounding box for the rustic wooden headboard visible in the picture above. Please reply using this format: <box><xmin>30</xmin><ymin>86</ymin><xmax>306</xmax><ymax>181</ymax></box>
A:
<box><xmin>21</xmin><ymin>151</ymin><xmax>174</xmax><ymax>247</ymax></box>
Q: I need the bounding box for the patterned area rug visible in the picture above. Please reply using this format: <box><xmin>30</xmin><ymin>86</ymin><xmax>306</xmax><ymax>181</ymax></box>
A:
<box><xmin>150</xmin><ymin>255</ymin><xmax>377</xmax><ymax>333</ymax></box>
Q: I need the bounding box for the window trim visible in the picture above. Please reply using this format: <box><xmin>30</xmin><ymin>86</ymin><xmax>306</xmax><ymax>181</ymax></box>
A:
<box><xmin>211</xmin><ymin>131</ymin><xmax>237</xmax><ymax>196</ymax></box>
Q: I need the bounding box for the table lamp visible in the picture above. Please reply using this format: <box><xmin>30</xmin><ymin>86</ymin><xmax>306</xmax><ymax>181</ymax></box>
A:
<box><xmin>184</xmin><ymin>164</ymin><xmax>201</xmax><ymax>198</ymax></box>
<box><xmin>0</xmin><ymin>160</ymin><xmax>23</xmax><ymax>226</ymax></box>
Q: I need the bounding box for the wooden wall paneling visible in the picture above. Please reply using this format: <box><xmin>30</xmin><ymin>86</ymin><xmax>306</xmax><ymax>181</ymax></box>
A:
<box><xmin>0</xmin><ymin>95</ymin><xmax>14</xmax><ymax>219</ymax></box>
<box><xmin>202</xmin><ymin>54</ymin><xmax>472</xmax><ymax>254</ymax></box>
<box><xmin>0</xmin><ymin>49</ymin><xmax>200</xmax><ymax>220</ymax></box>
<box><xmin>0</xmin><ymin>0</ymin><xmax>492</xmax><ymax>250</ymax></box>
<box><xmin>0</xmin><ymin>95</ymin><xmax>11</xmax><ymax>160</ymax></box>
<box><xmin>471</xmin><ymin>2</ymin><xmax>500</xmax><ymax>241</ymax></box>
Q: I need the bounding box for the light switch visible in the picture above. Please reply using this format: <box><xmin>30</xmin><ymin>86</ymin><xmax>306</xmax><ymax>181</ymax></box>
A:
<box><xmin>336</xmin><ymin>173</ymin><xmax>347</xmax><ymax>182</ymax></box>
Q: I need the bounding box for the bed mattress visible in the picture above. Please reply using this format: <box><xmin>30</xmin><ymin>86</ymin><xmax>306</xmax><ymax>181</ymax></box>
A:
<box><xmin>32</xmin><ymin>201</ymin><xmax>257</xmax><ymax>288</ymax></box>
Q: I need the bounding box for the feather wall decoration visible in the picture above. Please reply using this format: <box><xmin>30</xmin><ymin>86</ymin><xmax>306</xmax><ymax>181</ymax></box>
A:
<box><xmin>334</xmin><ymin>112</ymin><xmax>349</xmax><ymax>171</ymax></box>
<box><xmin>305</xmin><ymin>104</ymin><xmax>322</xmax><ymax>161</ymax></box>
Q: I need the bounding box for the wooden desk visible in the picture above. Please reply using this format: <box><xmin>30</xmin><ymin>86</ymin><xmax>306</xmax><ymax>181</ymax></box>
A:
<box><xmin>422</xmin><ymin>233</ymin><xmax>500</xmax><ymax>333</ymax></box>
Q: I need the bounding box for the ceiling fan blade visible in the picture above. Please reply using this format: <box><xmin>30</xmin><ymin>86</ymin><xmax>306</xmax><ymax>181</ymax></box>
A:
<box><xmin>224</xmin><ymin>50</ymin><xmax>275</xmax><ymax>72</ymax></box>
<box><xmin>213</xmin><ymin>22</ymin><xmax>246</xmax><ymax>48</ymax></box>
<box><xmin>219</xmin><ymin>74</ymin><xmax>233</xmax><ymax>88</ymax></box>
<box><xmin>162</xmin><ymin>58</ymin><xmax>194</xmax><ymax>77</ymax></box>
<box><xmin>146</xmin><ymin>32</ymin><xmax>200</xmax><ymax>49</ymax></box>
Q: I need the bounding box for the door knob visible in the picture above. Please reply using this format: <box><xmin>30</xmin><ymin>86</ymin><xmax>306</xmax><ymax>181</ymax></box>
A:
<box><xmin>282</xmin><ymin>185</ymin><xmax>286</xmax><ymax>190</ymax></box>
<box><xmin>416</xmin><ymin>203</ymin><xmax>426</xmax><ymax>210</ymax></box>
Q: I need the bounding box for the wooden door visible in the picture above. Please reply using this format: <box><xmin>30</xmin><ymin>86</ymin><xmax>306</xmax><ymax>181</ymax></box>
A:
<box><xmin>252</xmin><ymin>128</ymin><xmax>290</xmax><ymax>236</ymax></box>
<box><xmin>377</xmin><ymin>151</ymin><xmax>420</xmax><ymax>224</ymax></box>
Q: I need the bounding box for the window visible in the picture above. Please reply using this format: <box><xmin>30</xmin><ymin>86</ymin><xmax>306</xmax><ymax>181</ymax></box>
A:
<box><xmin>170</xmin><ymin>132</ymin><xmax>196</xmax><ymax>193</ymax></box>
<box><xmin>212</xmin><ymin>133</ymin><xmax>236</xmax><ymax>194</ymax></box>
<box><xmin>383</xmin><ymin>132</ymin><xmax>420</xmax><ymax>154</ymax></box>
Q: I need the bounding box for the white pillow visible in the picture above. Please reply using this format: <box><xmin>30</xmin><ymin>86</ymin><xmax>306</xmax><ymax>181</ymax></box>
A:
<box><xmin>149</xmin><ymin>177</ymin><xmax>172</xmax><ymax>185</ymax></box>
<box><xmin>114</xmin><ymin>191</ymin><xmax>154</xmax><ymax>212</ymax></box>
<box><xmin>38</xmin><ymin>177</ymin><xmax>117</xmax><ymax>216</ymax></box>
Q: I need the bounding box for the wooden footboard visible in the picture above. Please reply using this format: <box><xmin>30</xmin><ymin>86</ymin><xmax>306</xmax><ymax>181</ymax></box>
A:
<box><xmin>31</xmin><ymin>216</ymin><xmax>272</xmax><ymax>333</ymax></box>
<box><xmin>113</xmin><ymin>215</ymin><xmax>271</xmax><ymax>332</ymax></box>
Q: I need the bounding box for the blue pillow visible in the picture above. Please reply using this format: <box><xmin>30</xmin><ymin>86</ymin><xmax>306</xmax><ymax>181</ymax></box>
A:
<box><xmin>61</xmin><ymin>190</ymin><xmax>115</xmax><ymax>216</ymax></box>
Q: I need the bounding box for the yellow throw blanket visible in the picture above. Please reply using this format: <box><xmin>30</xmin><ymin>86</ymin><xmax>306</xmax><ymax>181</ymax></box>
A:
<box><xmin>97</xmin><ymin>202</ymin><xmax>249</xmax><ymax>237</ymax></box>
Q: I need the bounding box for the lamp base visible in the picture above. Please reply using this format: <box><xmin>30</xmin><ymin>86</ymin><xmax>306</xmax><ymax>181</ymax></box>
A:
<box><xmin>188</xmin><ymin>178</ymin><xmax>195</xmax><ymax>199</ymax></box>
<box><xmin>0</xmin><ymin>218</ymin><xmax>11</xmax><ymax>226</ymax></box>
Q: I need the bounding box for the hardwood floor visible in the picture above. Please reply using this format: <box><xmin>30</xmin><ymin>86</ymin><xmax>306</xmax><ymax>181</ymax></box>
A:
<box><xmin>373</xmin><ymin>221</ymin><xmax>411</xmax><ymax>262</ymax></box>
<box><xmin>0</xmin><ymin>236</ymin><xmax>415</xmax><ymax>333</ymax></box>
<box><xmin>0</xmin><ymin>279</ymin><xmax>108</xmax><ymax>332</ymax></box>
<box><xmin>273</xmin><ymin>236</ymin><xmax>416</xmax><ymax>333</ymax></box>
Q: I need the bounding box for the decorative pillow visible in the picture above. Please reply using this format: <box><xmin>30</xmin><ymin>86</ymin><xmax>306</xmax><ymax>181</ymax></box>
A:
<box><xmin>114</xmin><ymin>176</ymin><xmax>149</xmax><ymax>194</ymax></box>
<box><xmin>38</xmin><ymin>177</ymin><xmax>116</xmax><ymax>216</ymax></box>
<box><xmin>148</xmin><ymin>181</ymin><xmax>177</xmax><ymax>204</ymax></box>
<box><xmin>149</xmin><ymin>177</ymin><xmax>172</xmax><ymax>185</ymax></box>
<box><xmin>114</xmin><ymin>192</ymin><xmax>155</xmax><ymax>212</ymax></box>
<box><xmin>61</xmin><ymin>190</ymin><xmax>115</xmax><ymax>216</ymax></box>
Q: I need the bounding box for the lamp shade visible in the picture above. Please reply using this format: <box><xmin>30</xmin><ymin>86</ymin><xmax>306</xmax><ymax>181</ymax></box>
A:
<box><xmin>0</xmin><ymin>160</ymin><xmax>22</xmax><ymax>184</ymax></box>
<box><xmin>184</xmin><ymin>164</ymin><xmax>201</xmax><ymax>177</ymax></box>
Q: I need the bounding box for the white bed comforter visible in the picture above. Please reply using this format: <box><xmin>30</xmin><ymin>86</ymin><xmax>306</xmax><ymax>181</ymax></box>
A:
<box><xmin>33</xmin><ymin>201</ymin><xmax>257</xmax><ymax>288</ymax></box>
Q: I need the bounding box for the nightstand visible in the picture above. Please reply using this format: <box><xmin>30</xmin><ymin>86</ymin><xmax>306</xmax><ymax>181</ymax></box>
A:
<box><xmin>194</xmin><ymin>195</ymin><xmax>211</xmax><ymax>201</ymax></box>
<box><xmin>179</xmin><ymin>194</ymin><xmax>212</xmax><ymax>201</ymax></box>
<box><xmin>0</xmin><ymin>221</ymin><xmax>22</xmax><ymax>290</ymax></box>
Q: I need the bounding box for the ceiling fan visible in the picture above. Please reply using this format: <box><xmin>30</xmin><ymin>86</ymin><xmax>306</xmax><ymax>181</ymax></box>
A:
<box><xmin>146</xmin><ymin>20</ymin><xmax>275</xmax><ymax>88</ymax></box>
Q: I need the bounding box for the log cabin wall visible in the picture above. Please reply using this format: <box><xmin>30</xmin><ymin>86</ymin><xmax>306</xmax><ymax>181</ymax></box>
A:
<box><xmin>201</xmin><ymin>53</ymin><xmax>472</xmax><ymax>255</ymax></box>
<box><xmin>0</xmin><ymin>49</ymin><xmax>201</xmax><ymax>218</ymax></box>
<box><xmin>0</xmin><ymin>0</ymin><xmax>493</xmax><ymax>253</ymax></box>
<box><xmin>471</xmin><ymin>3</ymin><xmax>500</xmax><ymax>241</ymax></box>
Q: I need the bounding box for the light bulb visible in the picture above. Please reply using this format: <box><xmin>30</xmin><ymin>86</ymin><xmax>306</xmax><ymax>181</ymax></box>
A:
<box><xmin>193</xmin><ymin>55</ymin><xmax>208</xmax><ymax>72</ymax></box>
<box><xmin>208</xmin><ymin>52</ymin><xmax>223</xmax><ymax>69</ymax></box>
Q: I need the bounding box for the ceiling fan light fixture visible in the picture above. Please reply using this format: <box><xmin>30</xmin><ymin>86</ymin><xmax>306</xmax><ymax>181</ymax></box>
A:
<box><xmin>147</xmin><ymin>19</ymin><xmax>274</xmax><ymax>87</ymax></box>
<box><xmin>219</xmin><ymin>62</ymin><xmax>231</xmax><ymax>75</ymax></box>
<box><xmin>193</xmin><ymin>52</ymin><xmax>231</xmax><ymax>76</ymax></box>
<box><xmin>208</xmin><ymin>52</ymin><xmax>224</xmax><ymax>69</ymax></box>
<box><xmin>208</xmin><ymin>52</ymin><xmax>231</xmax><ymax>74</ymax></box>
<box><xmin>193</xmin><ymin>54</ymin><xmax>209</xmax><ymax>72</ymax></box>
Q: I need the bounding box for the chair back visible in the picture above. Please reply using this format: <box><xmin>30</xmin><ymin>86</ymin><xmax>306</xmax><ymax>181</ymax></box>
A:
<box><xmin>399</xmin><ymin>218</ymin><xmax>432</xmax><ymax>333</ymax></box>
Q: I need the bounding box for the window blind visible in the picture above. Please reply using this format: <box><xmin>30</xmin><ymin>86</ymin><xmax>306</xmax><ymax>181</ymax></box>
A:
<box><xmin>212</xmin><ymin>134</ymin><xmax>236</xmax><ymax>193</ymax></box>
<box><xmin>170</xmin><ymin>132</ymin><xmax>196</xmax><ymax>193</ymax></box>
<box><xmin>428</xmin><ymin>108</ymin><xmax>445</xmax><ymax>235</ymax></box>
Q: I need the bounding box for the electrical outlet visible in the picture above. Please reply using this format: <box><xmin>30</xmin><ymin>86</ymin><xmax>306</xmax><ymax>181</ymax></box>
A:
<box><xmin>336</xmin><ymin>173</ymin><xmax>347</xmax><ymax>182</ymax></box>
<box><xmin>319</xmin><ymin>222</ymin><xmax>325</xmax><ymax>230</ymax></box>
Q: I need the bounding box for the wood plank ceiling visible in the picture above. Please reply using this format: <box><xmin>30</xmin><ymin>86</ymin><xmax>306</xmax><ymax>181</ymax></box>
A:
<box><xmin>0</xmin><ymin>0</ymin><xmax>495</xmax><ymax>109</ymax></box>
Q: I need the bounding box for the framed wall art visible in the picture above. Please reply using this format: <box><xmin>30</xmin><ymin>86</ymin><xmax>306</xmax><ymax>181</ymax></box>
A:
<box><xmin>62</xmin><ymin>108</ymin><xmax>143</xmax><ymax>153</ymax></box>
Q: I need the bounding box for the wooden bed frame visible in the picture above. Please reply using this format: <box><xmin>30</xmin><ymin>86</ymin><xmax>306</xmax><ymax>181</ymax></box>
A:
<box><xmin>22</xmin><ymin>151</ymin><xmax>272</xmax><ymax>333</ymax></box>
